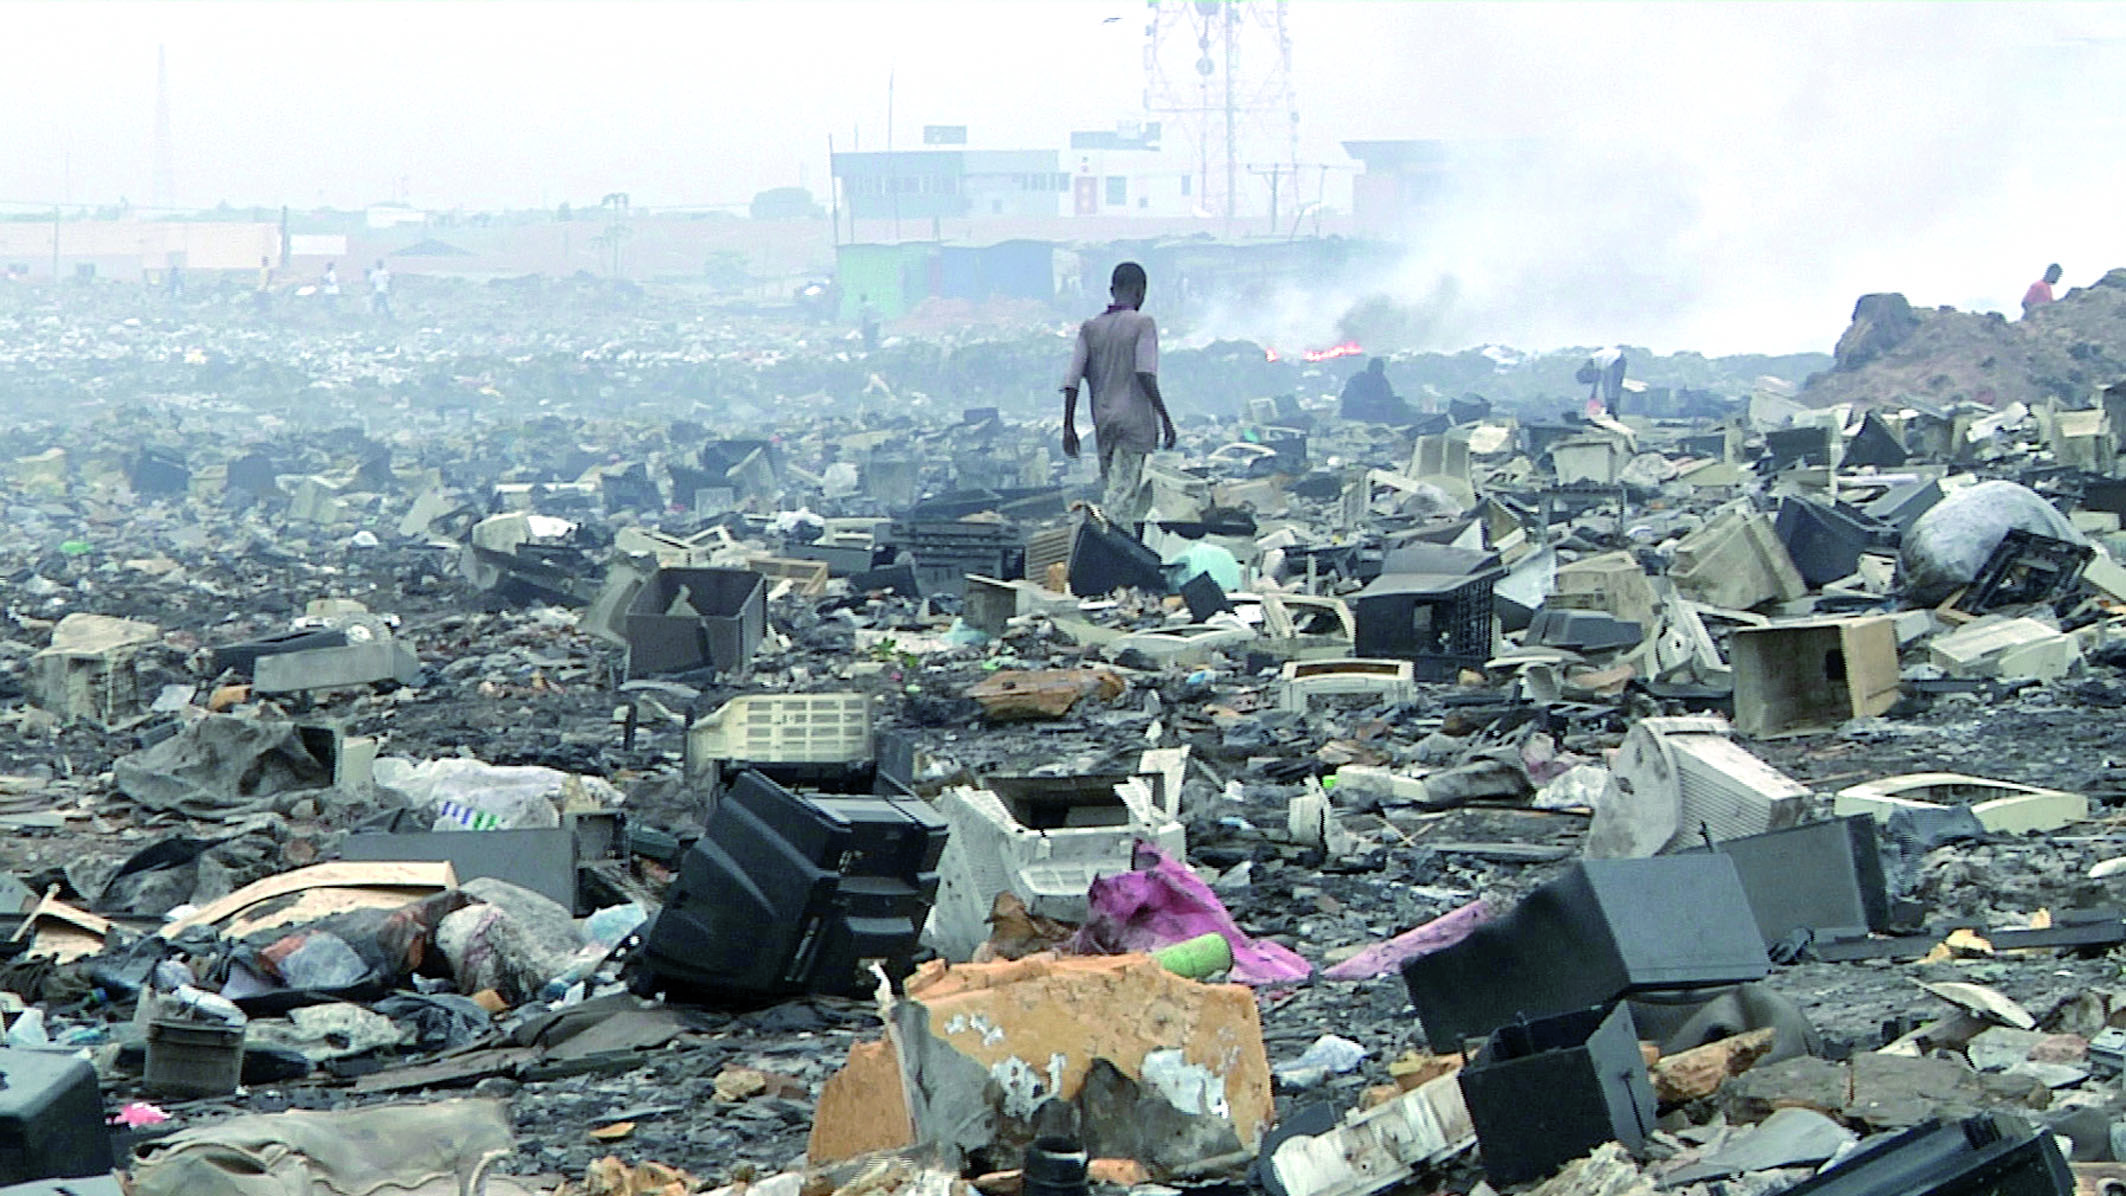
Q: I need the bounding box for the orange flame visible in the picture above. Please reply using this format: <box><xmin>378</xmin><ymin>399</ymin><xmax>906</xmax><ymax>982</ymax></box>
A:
<box><xmin>1300</xmin><ymin>341</ymin><xmax>1363</xmax><ymax>363</ymax></box>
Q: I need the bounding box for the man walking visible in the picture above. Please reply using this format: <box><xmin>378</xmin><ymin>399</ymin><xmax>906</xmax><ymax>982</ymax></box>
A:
<box><xmin>367</xmin><ymin>259</ymin><xmax>393</xmax><ymax>319</ymax></box>
<box><xmin>254</xmin><ymin>255</ymin><xmax>274</xmax><ymax>316</ymax></box>
<box><xmin>858</xmin><ymin>295</ymin><xmax>880</xmax><ymax>352</ymax></box>
<box><xmin>1061</xmin><ymin>261</ymin><xmax>1176</xmax><ymax>533</ymax></box>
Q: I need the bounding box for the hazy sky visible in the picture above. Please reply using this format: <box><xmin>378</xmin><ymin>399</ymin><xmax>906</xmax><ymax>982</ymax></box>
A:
<box><xmin>9</xmin><ymin>1</ymin><xmax>2126</xmax><ymax>354</ymax></box>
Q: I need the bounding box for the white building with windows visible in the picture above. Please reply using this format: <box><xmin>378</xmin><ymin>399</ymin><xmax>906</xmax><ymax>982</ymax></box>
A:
<box><xmin>1066</xmin><ymin>123</ymin><xmax>1204</xmax><ymax>219</ymax></box>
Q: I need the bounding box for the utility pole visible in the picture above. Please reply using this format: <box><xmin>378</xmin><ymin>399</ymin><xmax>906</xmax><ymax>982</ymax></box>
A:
<box><xmin>827</xmin><ymin>134</ymin><xmax>840</xmax><ymax>247</ymax></box>
<box><xmin>152</xmin><ymin>45</ymin><xmax>175</xmax><ymax>213</ymax></box>
<box><xmin>1222</xmin><ymin>5</ymin><xmax>1237</xmax><ymax>236</ymax></box>
<box><xmin>1248</xmin><ymin>164</ymin><xmax>1286</xmax><ymax>237</ymax></box>
<box><xmin>596</xmin><ymin>192</ymin><xmax>632</xmax><ymax>278</ymax></box>
<box><xmin>887</xmin><ymin>70</ymin><xmax>900</xmax><ymax>244</ymax></box>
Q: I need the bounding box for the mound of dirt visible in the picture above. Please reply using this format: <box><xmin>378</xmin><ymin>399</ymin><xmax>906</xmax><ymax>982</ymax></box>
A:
<box><xmin>1804</xmin><ymin>269</ymin><xmax>2126</xmax><ymax>408</ymax></box>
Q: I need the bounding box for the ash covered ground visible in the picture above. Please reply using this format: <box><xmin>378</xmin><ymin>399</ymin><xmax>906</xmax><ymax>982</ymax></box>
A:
<box><xmin>3</xmin><ymin>273</ymin><xmax>2125</xmax><ymax>1194</ymax></box>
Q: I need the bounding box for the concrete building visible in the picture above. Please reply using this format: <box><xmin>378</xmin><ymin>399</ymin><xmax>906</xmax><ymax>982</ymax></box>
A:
<box><xmin>831</xmin><ymin>150</ymin><xmax>1067</xmax><ymax>223</ymax></box>
<box><xmin>1342</xmin><ymin>140</ymin><xmax>1450</xmax><ymax>237</ymax></box>
<box><xmin>0</xmin><ymin>220</ymin><xmax>280</xmax><ymax>281</ymax></box>
<box><xmin>963</xmin><ymin>152</ymin><xmax>1068</xmax><ymax>220</ymax></box>
<box><xmin>1066</xmin><ymin>123</ymin><xmax>1200</xmax><ymax>219</ymax></box>
<box><xmin>365</xmin><ymin>204</ymin><xmax>429</xmax><ymax>231</ymax></box>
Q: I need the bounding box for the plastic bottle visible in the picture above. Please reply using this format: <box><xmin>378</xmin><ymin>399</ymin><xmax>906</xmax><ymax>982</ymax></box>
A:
<box><xmin>166</xmin><ymin>985</ymin><xmax>247</xmax><ymax>1026</ymax></box>
<box><xmin>1151</xmin><ymin>932</ymin><xmax>1234</xmax><ymax>979</ymax></box>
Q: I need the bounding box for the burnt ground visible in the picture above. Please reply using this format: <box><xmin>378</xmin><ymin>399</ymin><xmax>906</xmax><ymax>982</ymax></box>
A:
<box><xmin>0</xmin><ymin>515</ymin><xmax>2122</xmax><ymax>1188</ymax></box>
<box><xmin>0</xmin><ymin>278</ymin><xmax>2120</xmax><ymax>1190</ymax></box>
<box><xmin>15</xmin><ymin>543</ymin><xmax>2126</xmax><ymax>1186</ymax></box>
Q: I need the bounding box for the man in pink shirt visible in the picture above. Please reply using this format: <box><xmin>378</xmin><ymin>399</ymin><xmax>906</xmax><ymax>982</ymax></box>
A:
<box><xmin>1060</xmin><ymin>261</ymin><xmax>1177</xmax><ymax>532</ymax></box>
<box><xmin>2023</xmin><ymin>263</ymin><xmax>2062</xmax><ymax>316</ymax></box>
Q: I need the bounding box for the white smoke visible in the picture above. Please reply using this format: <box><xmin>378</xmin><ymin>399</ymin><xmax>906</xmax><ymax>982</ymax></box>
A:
<box><xmin>1195</xmin><ymin>3</ymin><xmax>2126</xmax><ymax>357</ymax></box>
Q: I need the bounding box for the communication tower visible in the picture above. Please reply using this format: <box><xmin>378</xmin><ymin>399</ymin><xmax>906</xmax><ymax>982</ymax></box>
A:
<box><xmin>1142</xmin><ymin>1</ymin><xmax>1298</xmax><ymax>232</ymax></box>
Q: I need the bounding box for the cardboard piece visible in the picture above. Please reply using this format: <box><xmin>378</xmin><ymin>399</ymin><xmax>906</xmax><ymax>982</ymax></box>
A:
<box><xmin>16</xmin><ymin>892</ymin><xmax>112</xmax><ymax>964</ymax></box>
<box><xmin>160</xmin><ymin>861</ymin><xmax>457</xmax><ymax>940</ymax></box>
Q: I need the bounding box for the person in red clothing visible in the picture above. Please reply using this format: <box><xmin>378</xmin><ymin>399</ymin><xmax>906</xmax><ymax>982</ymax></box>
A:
<box><xmin>2023</xmin><ymin>263</ymin><xmax>2062</xmax><ymax>316</ymax></box>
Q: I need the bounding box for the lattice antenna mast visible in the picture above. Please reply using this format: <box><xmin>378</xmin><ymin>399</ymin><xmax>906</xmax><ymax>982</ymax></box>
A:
<box><xmin>152</xmin><ymin>45</ymin><xmax>176</xmax><ymax>212</ymax></box>
<box><xmin>1142</xmin><ymin>1</ymin><xmax>1297</xmax><ymax>234</ymax></box>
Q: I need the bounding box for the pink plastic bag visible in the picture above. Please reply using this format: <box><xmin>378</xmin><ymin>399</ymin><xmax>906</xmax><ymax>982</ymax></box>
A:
<box><xmin>1321</xmin><ymin>899</ymin><xmax>1490</xmax><ymax>981</ymax></box>
<box><xmin>1071</xmin><ymin>842</ymin><xmax>1311</xmax><ymax>985</ymax></box>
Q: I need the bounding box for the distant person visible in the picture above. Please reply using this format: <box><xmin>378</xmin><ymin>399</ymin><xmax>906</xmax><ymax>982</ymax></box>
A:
<box><xmin>254</xmin><ymin>255</ymin><xmax>273</xmax><ymax>314</ymax></box>
<box><xmin>321</xmin><ymin>262</ymin><xmax>340</xmax><ymax>312</ymax></box>
<box><xmin>858</xmin><ymin>294</ymin><xmax>880</xmax><ymax>352</ymax></box>
<box><xmin>165</xmin><ymin>263</ymin><xmax>183</xmax><ymax>301</ymax></box>
<box><xmin>2023</xmin><ymin>263</ymin><xmax>2063</xmax><ymax>316</ymax></box>
<box><xmin>1060</xmin><ymin>260</ymin><xmax>1176</xmax><ymax>533</ymax></box>
<box><xmin>1576</xmin><ymin>346</ymin><xmax>1627</xmax><ymax>414</ymax></box>
<box><xmin>1339</xmin><ymin>357</ymin><xmax>1407</xmax><ymax>423</ymax></box>
<box><xmin>367</xmin><ymin>259</ymin><xmax>393</xmax><ymax>319</ymax></box>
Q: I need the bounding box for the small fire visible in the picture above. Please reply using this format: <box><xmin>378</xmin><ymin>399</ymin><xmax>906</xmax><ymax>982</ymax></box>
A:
<box><xmin>1301</xmin><ymin>341</ymin><xmax>1363</xmax><ymax>364</ymax></box>
<box><xmin>1264</xmin><ymin>347</ymin><xmax>1281</xmax><ymax>363</ymax></box>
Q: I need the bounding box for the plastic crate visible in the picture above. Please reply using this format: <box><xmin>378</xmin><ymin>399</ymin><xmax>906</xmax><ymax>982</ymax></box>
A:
<box><xmin>1354</xmin><ymin>572</ymin><xmax>1500</xmax><ymax>682</ymax></box>
<box><xmin>144</xmin><ymin>1018</ymin><xmax>244</xmax><ymax>1098</ymax></box>
<box><xmin>927</xmin><ymin>777</ymin><xmax>1185</xmax><ymax>962</ymax></box>
<box><xmin>686</xmin><ymin>693</ymin><xmax>873</xmax><ymax>775</ymax></box>
<box><xmin>1956</xmin><ymin>528</ymin><xmax>2094</xmax><ymax>612</ymax></box>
